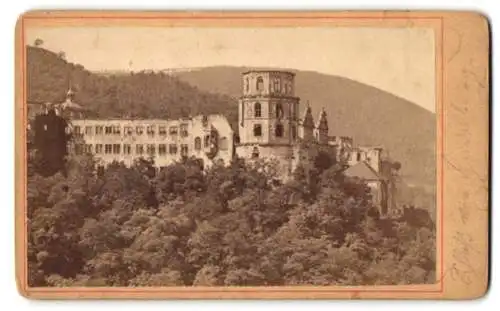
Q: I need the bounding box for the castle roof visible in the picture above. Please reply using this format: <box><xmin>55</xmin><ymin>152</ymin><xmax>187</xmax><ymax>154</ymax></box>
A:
<box><xmin>59</xmin><ymin>98</ymin><xmax>85</xmax><ymax>111</ymax></box>
<box><xmin>316</xmin><ymin>108</ymin><xmax>328</xmax><ymax>130</ymax></box>
<box><xmin>344</xmin><ymin>161</ymin><xmax>381</xmax><ymax>181</ymax></box>
<box><xmin>300</xmin><ymin>104</ymin><xmax>315</xmax><ymax>128</ymax></box>
<box><xmin>55</xmin><ymin>87</ymin><xmax>87</xmax><ymax>112</ymax></box>
<box><xmin>69</xmin><ymin>114</ymin><xmax>231</xmax><ymax>126</ymax></box>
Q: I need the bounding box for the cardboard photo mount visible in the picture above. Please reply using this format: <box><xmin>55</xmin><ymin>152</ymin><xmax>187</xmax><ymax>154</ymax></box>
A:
<box><xmin>15</xmin><ymin>10</ymin><xmax>490</xmax><ymax>300</ymax></box>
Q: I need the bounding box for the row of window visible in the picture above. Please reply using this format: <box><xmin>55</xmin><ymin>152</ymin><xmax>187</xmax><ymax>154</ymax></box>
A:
<box><xmin>252</xmin><ymin>102</ymin><xmax>285</xmax><ymax>119</ymax></box>
<box><xmin>75</xmin><ymin>135</ymin><xmax>229</xmax><ymax>156</ymax></box>
<box><xmin>73</xmin><ymin>124</ymin><xmax>189</xmax><ymax>137</ymax></box>
<box><xmin>245</xmin><ymin>76</ymin><xmax>293</xmax><ymax>94</ymax></box>
<box><xmin>78</xmin><ymin>143</ymin><xmax>190</xmax><ymax>156</ymax></box>
<box><xmin>252</xmin><ymin>124</ymin><xmax>297</xmax><ymax>139</ymax></box>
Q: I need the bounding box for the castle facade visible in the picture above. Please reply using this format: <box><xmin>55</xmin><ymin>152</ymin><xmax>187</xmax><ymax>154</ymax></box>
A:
<box><xmin>69</xmin><ymin>115</ymin><xmax>234</xmax><ymax>169</ymax></box>
<box><xmin>29</xmin><ymin>70</ymin><xmax>387</xmax><ymax>212</ymax></box>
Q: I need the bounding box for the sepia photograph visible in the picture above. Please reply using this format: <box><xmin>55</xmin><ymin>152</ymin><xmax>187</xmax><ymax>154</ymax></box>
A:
<box><xmin>24</xmin><ymin>17</ymin><xmax>437</xmax><ymax>289</ymax></box>
<box><xmin>14</xmin><ymin>11</ymin><xmax>489</xmax><ymax>300</ymax></box>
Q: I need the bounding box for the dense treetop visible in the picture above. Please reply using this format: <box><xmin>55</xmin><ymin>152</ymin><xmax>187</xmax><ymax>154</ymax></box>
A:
<box><xmin>27</xmin><ymin>148</ymin><xmax>435</xmax><ymax>287</ymax></box>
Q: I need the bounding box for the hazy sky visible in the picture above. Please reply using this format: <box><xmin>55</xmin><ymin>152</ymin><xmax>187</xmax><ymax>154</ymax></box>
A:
<box><xmin>27</xmin><ymin>26</ymin><xmax>436</xmax><ymax>112</ymax></box>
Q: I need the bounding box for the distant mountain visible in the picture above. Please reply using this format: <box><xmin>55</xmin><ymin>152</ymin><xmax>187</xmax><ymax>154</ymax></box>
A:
<box><xmin>94</xmin><ymin>68</ymin><xmax>200</xmax><ymax>77</ymax></box>
<box><xmin>173</xmin><ymin>66</ymin><xmax>436</xmax><ymax>190</ymax></box>
<box><xmin>27</xmin><ymin>47</ymin><xmax>238</xmax><ymax>127</ymax></box>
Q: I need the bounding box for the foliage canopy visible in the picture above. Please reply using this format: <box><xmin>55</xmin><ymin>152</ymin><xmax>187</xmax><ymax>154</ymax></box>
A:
<box><xmin>28</xmin><ymin>150</ymin><xmax>435</xmax><ymax>287</ymax></box>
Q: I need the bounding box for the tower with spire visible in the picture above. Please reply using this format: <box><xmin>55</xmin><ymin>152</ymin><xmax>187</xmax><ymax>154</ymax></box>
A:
<box><xmin>56</xmin><ymin>86</ymin><xmax>86</xmax><ymax>119</ymax></box>
<box><xmin>298</xmin><ymin>102</ymin><xmax>315</xmax><ymax>141</ymax></box>
<box><xmin>314</xmin><ymin>108</ymin><xmax>329</xmax><ymax>144</ymax></box>
<box><xmin>66</xmin><ymin>86</ymin><xmax>75</xmax><ymax>101</ymax></box>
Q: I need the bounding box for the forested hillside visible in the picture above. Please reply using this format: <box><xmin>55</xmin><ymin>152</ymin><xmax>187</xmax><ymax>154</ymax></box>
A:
<box><xmin>27</xmin><ymin>46</ymin><xmax>238</xmax><ymax>127</ymax></box>
<box><xmin>28</xmin><ymin>152</ymin><xmax>435</xmax><ymax>287</ymax></box>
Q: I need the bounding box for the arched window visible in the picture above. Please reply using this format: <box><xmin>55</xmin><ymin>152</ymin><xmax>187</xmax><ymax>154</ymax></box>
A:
<box><xmin>275</xmin><ymin>102</ymin><xmax>283</xmax><ymax>118</ymax></box>
<box><xmin>245</xmin><ymin>77</ymin><xmax>249</xmax><ymax>92</ymax></box>
<box><xmin>253</xmin><ymin>124</ymin><xmax>262</xmax><ymax>137</ymax></box>
<box><xmin>256</xmin><ymin>76</ymin><xmax>264</xmax><ymax>91</ymax></box>
<box><xmin>275</xmin><ymin>123</ymin><xmax>284</xmax><ymax>137</ymax></box>
<box><xmin>254</xmin><ymin>102</ymin><xmax>261</xmax><ymax>118</ymax></box>
<box><xmin>194</xmin><ymin>137</ymin><xmax>202</xmax><ymax>150</ymax></box>
<box><xmin>252</xmin><ymin>147</ymin><xmax>259</xmax><ymax>158</ymax></box>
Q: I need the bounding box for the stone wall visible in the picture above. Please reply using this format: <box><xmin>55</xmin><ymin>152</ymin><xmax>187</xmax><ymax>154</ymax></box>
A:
<box><xmin>70</xmin><ymin>114</ymin><xmax>234</xmax><ymax>170</ymax></box>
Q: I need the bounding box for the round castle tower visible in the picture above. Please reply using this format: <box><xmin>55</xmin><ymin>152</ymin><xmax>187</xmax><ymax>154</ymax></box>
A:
<box><xmin>235</xmin><ymin>70</ymin><xmax>300</xmax><ymax>175</ymax></box>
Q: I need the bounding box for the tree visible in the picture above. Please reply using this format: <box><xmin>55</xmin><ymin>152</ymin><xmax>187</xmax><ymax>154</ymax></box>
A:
<box><xmin>57</xmin><ymin>51</ymin><xmax>66</xmax><ymax>60</ymax></box>
<box><xmin>31</xmin><ymin>110</ymin><xmax>71</xmax><ymax>177</ymax></box>
<box><xmin>155</xmin><ymin>157</ymin><xmax>205</xmax><ymax>204</ymax></box>
<box><xmin>34</xmin><ymin>38</ymin><xmax>44</xmax><ymax>47</ymax></box>
<box><xmin>314</xmin><ymin>149</ymin><xmax>335</xmax><ymax>173</ymax></box>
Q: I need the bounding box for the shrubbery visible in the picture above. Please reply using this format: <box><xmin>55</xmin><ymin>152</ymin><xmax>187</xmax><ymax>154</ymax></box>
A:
<box><xmin>27</xmin><ymin>151</ymin><xmax>435</xmax><ymax>287</ymax></box>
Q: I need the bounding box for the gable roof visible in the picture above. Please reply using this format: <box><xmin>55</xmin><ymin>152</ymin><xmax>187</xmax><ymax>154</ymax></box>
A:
<box><xmin>344</xmin><ymin>161</ymin><xmax>381</xmax><ymax>181</ymax></box>
<box><xmin>59</xmin><ymin>99</ymin><xmax>85</xmax><ymax>111</ymax></box>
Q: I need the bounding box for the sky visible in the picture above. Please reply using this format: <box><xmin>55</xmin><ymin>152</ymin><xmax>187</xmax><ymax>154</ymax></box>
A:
<box><xmin>26</xmin><ymin>26</ymin><xmax>436</xmax><ymax>112</ymax></box>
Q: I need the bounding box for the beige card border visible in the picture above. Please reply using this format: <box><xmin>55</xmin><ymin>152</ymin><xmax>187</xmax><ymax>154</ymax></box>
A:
<box><xmin>15</xmin><ymin>10</ymin><xmax>489</xmax><ymax>300</ymax></box>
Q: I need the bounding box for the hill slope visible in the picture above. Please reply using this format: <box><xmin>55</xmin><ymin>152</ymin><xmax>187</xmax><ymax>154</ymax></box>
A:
<box><xmin>173</xmin><ymin>66</ymin><xmax>436</xmax><ymax>189</ymax></box>
<box><xmin>26</xmin><ymin>47</ymin><xmax>238</xmax><ymax>127</ymax></box>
